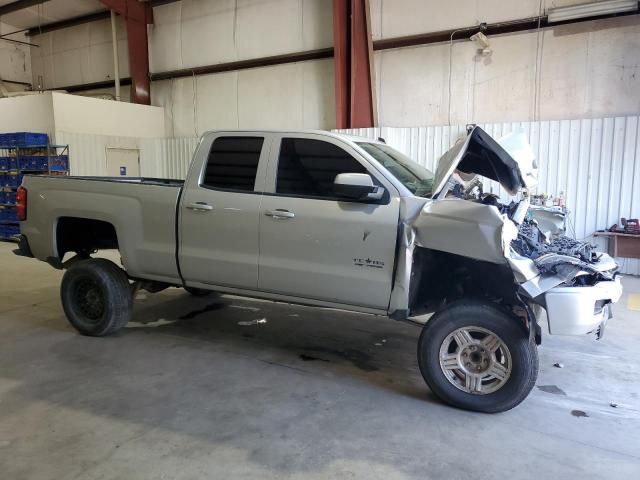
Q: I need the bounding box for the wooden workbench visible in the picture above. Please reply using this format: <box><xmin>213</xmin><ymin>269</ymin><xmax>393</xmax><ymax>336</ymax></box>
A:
<box><xmin>593</xmin><ymin>231</ymin><xmax>640</xmax><ymax>258</ymax></box>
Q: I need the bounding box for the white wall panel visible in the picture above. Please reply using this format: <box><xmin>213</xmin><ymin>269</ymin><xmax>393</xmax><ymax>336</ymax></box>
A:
<box><xmin>0</xmin><ymin>21</ymin><xmax>32</xmax><ymax>85</ymax></box>
<box><xmin>30</xmin><ymin>17</ymin><xmax>129</xmax><ymax>90</ymax></box>
<box><xmin>0</xmin><ymin>94</ymin><xmax>54</xmax><ymax>136</ymax></box>
<box><xmin>51</xmin><ymin>92</ymin><xmax>165</xmax><ymax>138</ymax></box>
<box><xmin>56</xmin><ymin>131</ymin><xmax>198</xmax><ymax>180</ymax></box>
<box><xmin>27</xmin><ymin>2</ymin><xmax>640</xmax><ymax>131</ymax></box>
<box><xmin>140</xmin><ymin>137</ymin><xmax>199</xmax><ymax>179</ymax></box>
<box><xmin>338</xmin><ymin>115</ymin><xmax>640</xmax><ymax>275</ymax></box>
<box><xmin>370</xmin><ymin>0</ymin><xmax>614</xmax><ymax>40</ymax></box>
<box><xmin>370</xmin><ymin>0</ymin><xmax>542</xmax><ymax>40</ymax></box>
<box><xmin>375</xmin><ymin>16</ymin><xmax>640</xmax><ymax>127</ymax></box>
<box><xmin>149</xmin><ymin>0</ymin><xmax>333</xmax><ymax>73</ymax></box>
<box><xmin>55</xmin><ymin>131</ymin><xmax>140</xmax><ymax>176</ymax></box>
<box><xmin>152</xmin><ymin>58</ymin><xmax>335</xmax><ymax>136</ymax></box>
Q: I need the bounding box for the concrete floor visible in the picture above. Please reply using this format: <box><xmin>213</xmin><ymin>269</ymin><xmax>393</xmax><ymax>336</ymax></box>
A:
<box><xmin>1</xmin><ymin>242</ymin><xmax>639</xmax><ymax>480</ymax></box>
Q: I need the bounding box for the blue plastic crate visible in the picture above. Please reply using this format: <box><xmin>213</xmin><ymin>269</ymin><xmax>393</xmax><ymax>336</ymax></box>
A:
<box><xmin>0</xmin><ymin>224</ymin><xmax>20</xmax><ymax>238</ymax></box>
<box><xmin>0</xmin><ymin>173</ymin><xmax>23</xmax><ymax>188</ymax></box>
<box><xmin>3</xmin><ymin>192</ymin><xmax>16</xmax><ymax>205</ymax></box>
<box><xmin>0</xmin><ymin>207</ymin><xmax>18</xmax><ymax>222</ymax></box>
<box><xmin>50</xmin><ymin>155</ymin><xmax>69</xmax><ymax>172</ymax></box>
<box><xmin>18</xmin><ymin>155</ymin><xmax>48</xmax><ymax>171</ymax></box>
<box><xmin>0</xmin><ymin>132</ymin><xmax>48</xmax><ymax>147</ymax></box>
<box><xmin>0</xmin><ymin>157</ymin><xmax>17</xmax><ymax>171</ymax></box>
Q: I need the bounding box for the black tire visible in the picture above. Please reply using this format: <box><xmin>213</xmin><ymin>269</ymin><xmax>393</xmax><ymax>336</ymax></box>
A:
<box><xmin>184</xmin><ymin>287</ymin><xmax>213</xmax><ymax>297</ymax></box>
<box><xmin>61</xmin><ymin>258</ymin><xmax>133</xmax><ymax>336</ymax></box>
<box><xmin>417</xmin><ymin>300</ymin><xmax>538</xmax><ymax>413</ymax></box>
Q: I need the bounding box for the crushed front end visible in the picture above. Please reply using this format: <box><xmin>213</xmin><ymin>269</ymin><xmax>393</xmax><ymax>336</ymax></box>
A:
<box><xmin>514</xmin><ymin>217</ymin><xmax>622</xmax><ymax>337</ymax></box>
<box><xmin>392</xmin><ymin>126</ymin><xmax>623</xmax><ymax>340</ymax></box>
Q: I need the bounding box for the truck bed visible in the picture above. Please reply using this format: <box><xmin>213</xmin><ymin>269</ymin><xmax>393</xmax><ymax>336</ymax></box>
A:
<box><xmin>20</xmin><ymin>174</ymin><xmax>183</xmax><ymax>284</ymax></box>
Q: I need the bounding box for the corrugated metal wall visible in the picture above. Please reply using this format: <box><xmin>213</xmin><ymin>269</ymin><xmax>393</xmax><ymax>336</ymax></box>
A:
<box><xmin>139</xmin><ymin>137</ymin><xmax>200</xmax><ymax>179</ymax></box>
<box><xmin>55</xmin><ymin>131</ymin><xmax>141</xmax><ymax>176</ymax></box>
<box><xmin>338</xmin><ymin>115</ymin><xmax>640</xmax><ymax>275</ymax></box>
<box><xmin>55</xmin><ymin>132</ymin><xmax>199</xmax><ymax>180</ymax></box>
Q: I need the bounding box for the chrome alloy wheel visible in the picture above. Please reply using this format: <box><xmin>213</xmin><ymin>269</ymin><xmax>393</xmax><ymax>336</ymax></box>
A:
<box><xmin>438</xmin><ymin>326</ymin><xmax>512</xmax><ymax>395</ymax></box>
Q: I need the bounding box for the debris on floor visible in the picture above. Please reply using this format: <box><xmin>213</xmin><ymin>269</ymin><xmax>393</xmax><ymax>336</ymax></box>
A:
<box><xmin>238</xmin><ymin>318</ymin><xmax>267</xmax><ymax>326</ymax></box>
<box><xmin>179</xmin><ymin>302</ymin><xmax>226</xmax><ymax>319</ymax></box>
<box><xmin>554</xmin><ymin>362</ymin><xmax>564</xmax><ymax>368</ymax></box>
<box><xmin>299</xmin><ymin>353</ymin><xmax>329</xmax><ymax>362</ymax></box>
<box><xmin>571</xmin><ymin>410</ymin><xmax>589</xmax><ymax>418</ymax></box>
<box><xmin>537</xmin><ymin>385</ymin><xmax>567</xmax><ymax>396</ymax></box>
<box><xmin>230</xmin><ymin>304</ymin><xmax>261</xmax><ymax>312</ymax></box>
<box><xmin>128</xmin><ymin>318</ymin><xmax>176</xmax><ymax>328</ymax></box>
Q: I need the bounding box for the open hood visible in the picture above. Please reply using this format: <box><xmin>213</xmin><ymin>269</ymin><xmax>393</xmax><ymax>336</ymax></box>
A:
<box><xmin>432</xmin><ymin>126</ymin><xmax>530</xmax><ymax>197</ymax></box>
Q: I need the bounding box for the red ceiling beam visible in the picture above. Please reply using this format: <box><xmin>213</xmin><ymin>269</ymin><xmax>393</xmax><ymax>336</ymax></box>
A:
<box><xmin>99</xmin><ymin>0</ymin><xmax>153</xmax><ymax>105</ymax></box>
<box><xmin>332</xmin><ymin>0</ymin><xmax>376</xmax><ymax>129</ymax></box>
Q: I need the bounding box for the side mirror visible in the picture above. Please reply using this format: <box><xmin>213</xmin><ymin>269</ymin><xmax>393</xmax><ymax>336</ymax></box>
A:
<box><xmin>334</xmin><ymin>173</ymin><xmax>384</xmax><ymax>201</ymax></box>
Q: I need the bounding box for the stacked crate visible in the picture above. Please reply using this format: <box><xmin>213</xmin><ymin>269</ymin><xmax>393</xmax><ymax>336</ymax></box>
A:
<box><xmin>0</xmin><ymin>132</ymin><xmax>70</xmax><ymax>240</ymax></box>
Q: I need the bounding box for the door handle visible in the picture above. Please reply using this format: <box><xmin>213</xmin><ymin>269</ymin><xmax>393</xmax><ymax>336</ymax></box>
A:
<box><xmin>265</xmin><ymin>209</ymin><xmax>295</xmax><ymax>219</ymax></box>
<box><xmin>187</xmin><ymin>202</ymin><xmax>213</xmax><ymax>211</ymax></box>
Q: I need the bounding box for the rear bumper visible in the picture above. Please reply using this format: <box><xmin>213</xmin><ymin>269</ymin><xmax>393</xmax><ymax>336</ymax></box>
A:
<box><xmin>544</xmin><ymin>277</ymin><xmax>622</xmax><ymax>336</ymax></box>
<box><xmin>12</xmin><ymin>234</ymin><xmax>34</xmax><ymax>258</ymax></box>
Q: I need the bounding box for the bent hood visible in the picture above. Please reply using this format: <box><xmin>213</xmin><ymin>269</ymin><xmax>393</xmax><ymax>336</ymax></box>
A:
<box><xmin>432</xmin><ymin>126</ymin><xmax>535</xmax><ymax>197</ymax></box>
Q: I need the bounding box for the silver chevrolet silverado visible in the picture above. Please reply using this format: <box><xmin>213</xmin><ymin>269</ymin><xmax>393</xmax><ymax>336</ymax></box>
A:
<box><xmin>14</xmin><ymin>127</ymin><xmax>622</xmax><ymax>412</ymax></box>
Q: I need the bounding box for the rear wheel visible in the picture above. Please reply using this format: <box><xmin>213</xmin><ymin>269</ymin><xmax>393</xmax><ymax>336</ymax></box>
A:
<box><xmin>61</xmin><ymin>258</ymin><xmax>132</xmax><ymax>336</ymax></box>
<box><xmin>417</xmin><ymin>300</ymin><xmax>538</xmax><ymax>413</ymax></box>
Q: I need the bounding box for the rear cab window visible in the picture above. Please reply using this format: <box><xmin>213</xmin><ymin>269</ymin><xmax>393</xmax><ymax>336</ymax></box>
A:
<box><xmin>201</xmin><ymin>136</ymin><xmax>264</xmax><ymax>192</ymax></box>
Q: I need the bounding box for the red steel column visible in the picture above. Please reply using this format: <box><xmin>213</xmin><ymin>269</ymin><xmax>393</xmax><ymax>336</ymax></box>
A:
<box><xmin>349</xmin><ymin>0</ymin><xmax>375</xmax><ymax>128</ymax></box>
<box><xmin>332</xmin><ymin>0</ymin><xmax>376</xmax><ymax>129</ymax></box>
<box><xmin>332</xmin><ymin>0</ymin><xmax>350</xmax><ymax>129</ymax></box>
<box><xmin>100</xmin><ymin>0</ymin><xmax>153</xmax><ymax>105</ymax></box>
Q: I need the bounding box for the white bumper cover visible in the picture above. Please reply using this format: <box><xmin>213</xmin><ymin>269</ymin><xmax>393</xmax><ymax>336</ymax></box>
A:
<box><xmin>544</xmin><ymin>277</ymin><xmax>623</xmax><ymax>335</ymax></box>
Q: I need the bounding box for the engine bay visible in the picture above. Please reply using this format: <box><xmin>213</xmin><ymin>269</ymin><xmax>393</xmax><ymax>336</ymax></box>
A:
<box><xmin>452</xmin><ymin>186</ymin><xmax>616</xmax><ymax>286</ymax></box>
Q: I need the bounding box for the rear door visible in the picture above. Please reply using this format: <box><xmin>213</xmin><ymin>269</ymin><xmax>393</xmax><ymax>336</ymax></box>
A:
<box><xmin>179</xmin><ymin>133</ymin><xmax>271</xmax><ymax>289</ymax></box>
<box><xmin>258</xmin><ymin>134</ymin><xmax>400</xmax><ymax>310</ymax></box>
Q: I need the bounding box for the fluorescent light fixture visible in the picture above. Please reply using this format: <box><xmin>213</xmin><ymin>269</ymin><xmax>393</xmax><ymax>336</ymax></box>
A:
<box><xmin>547</xmin><ymin>0</ymin><xmax>638</xmax><ymax>23</ymax></box>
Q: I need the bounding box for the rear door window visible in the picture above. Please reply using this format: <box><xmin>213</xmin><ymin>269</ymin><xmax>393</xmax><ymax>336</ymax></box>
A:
<box><xmin>202</xmin><ymin>137</ymin><xmax>264</xmax><ymax>192</ymax></box>
<box><xmin>275</xmin><ymin>138</ymin><xmax>367</xmax><ymax>198</ymax></box>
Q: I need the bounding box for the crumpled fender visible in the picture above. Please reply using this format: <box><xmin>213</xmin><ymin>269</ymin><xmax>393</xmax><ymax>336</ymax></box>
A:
<box><xmin>388</xmin><ymin>197</ymin><xmax>539</xmax><ymax>316</ymax></box>
<box><xmin>413</xmin><ymin>198</ymin><xmax>512</xmax><ymax>264</ymax></box>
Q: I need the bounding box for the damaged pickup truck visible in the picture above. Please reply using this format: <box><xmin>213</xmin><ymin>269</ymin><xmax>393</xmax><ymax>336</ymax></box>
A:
<box><xmin>14</xmin><ymin>127</ymin><xmax>622</xmax><ymax>412</ymax></box>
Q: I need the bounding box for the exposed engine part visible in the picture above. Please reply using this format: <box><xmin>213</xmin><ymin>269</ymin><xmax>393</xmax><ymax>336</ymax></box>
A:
<box><xmin>512</xmin><ymin>218</ymin><xmax>598</xmax><ymax>264</ymax></box>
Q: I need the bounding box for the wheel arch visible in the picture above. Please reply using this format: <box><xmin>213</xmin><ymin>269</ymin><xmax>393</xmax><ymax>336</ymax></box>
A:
<box><xmin>55</xmin><ymin>216</ymin><xmax>120</xmax><ymax>260</ymax></box>
<box><xmin>409</xmin><ymin>247</ymin><xmax>541</xmax><ymax>344</ymax></box>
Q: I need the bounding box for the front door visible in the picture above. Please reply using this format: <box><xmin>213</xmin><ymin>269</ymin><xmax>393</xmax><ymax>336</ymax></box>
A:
<box><xmin>258</xmin><ymin>135</ymin><xmax>400</xmax><ymax>310</ymax></box>
<box><xmin>179</xmin><ymin>134</ymin><xmax>269</xmax><ymax>289</ymax></box>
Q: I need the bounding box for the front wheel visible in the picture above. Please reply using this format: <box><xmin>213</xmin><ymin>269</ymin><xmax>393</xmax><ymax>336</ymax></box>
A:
<box><xmin>417</xmin><ymin>300</ymin><xmax>538</xmax><ymax>413</ymax></box>
<box><xmin>61</xmin><ymin>258</ymin><xmax>133</xmax><ymax>336</ymax></box>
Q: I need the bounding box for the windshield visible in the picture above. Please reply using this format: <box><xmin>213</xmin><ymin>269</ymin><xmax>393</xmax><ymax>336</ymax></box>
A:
<box><xmin>357</xmin><ymin>142</ymin><xmax>434</xmax><ymax>197</ymax></box>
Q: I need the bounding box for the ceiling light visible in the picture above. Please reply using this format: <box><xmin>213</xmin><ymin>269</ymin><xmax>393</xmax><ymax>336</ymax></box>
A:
<box><xmin>547</xmin><ymin>0</ymin><xmax>638</xmax><ymax>23</ymax></box>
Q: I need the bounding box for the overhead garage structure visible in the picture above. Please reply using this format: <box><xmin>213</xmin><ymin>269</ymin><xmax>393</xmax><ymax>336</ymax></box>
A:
<box><xmin>1</xmin><ymin>1</ymin><xmax>640</xmax><ymax>479</ymax></box>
